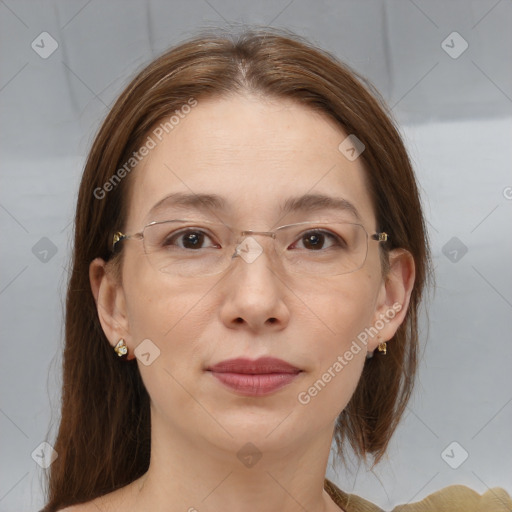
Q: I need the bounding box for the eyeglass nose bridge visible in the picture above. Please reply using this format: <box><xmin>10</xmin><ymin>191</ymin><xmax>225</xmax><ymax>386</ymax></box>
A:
<box><xmin>240</xmin><ymin>229</ymin><xmax>276</xmax><ymax>238</ymax></box>
<box><xmin>231</xmin><ymin>229</ymin><xmax>278</xmax><ymax>261</ymax></box>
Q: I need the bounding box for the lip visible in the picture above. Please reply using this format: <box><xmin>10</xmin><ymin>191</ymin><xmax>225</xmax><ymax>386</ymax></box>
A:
<box><xmin>206</xmin><ymin>357</ymin><xmax>302</xmax><ymax>397</ymax></box>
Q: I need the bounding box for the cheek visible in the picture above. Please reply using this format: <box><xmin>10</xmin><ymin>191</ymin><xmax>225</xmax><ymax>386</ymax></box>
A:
<box><xmin>122</xmin><ymin>246</ymin><xmax>213</xmax><ymax>343</ymax></box>
<box><xmin>294</xmin><ymin>274</ymin><xmax>379</xmax><ymax>414</ymax></box>
<box><xmin>301</xmin><ymin>271</ymin><xmax>379</xmax><ymax>346</ymax></box>
<box><xmin>125</xmin><ymin>275</ymin><xmax>212</xmax><ymax>342</ymax></box>
<box><xmin>122</xmin><ymin>270</ymin><xmax>216</xmax><ymax>408</ymax></box>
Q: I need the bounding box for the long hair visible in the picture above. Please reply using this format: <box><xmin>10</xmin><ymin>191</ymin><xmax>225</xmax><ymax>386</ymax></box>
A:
<box><xmin>42</xmin><ymin>27</ymin><xmax>431</xmax><ymax>511</ymax></box>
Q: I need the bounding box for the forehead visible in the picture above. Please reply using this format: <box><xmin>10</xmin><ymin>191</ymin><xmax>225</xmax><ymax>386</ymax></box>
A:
<box><xmin>126</xmin><ymin>94</ymin><xmax>376</xmax><ymax>229</ymax></box>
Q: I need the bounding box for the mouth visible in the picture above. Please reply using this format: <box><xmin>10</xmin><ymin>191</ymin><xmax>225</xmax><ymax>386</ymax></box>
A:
<box><xmin>206</xmin><ymin>357</ymin><xmax>303</xmax><ymax>397</ymax></box>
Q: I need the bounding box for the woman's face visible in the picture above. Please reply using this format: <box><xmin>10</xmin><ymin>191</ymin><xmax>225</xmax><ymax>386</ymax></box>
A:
<box><xmin>97</xmin><ymin>94</ymin><xmax>408</xmax><ymax>454</ymax></box>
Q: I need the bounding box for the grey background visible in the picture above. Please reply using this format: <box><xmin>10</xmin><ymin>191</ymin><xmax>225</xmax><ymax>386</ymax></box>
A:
<box><xmin>1</xmin><ymin>0</ymin><xmax>511</xmax><ymax>510</ymax></box>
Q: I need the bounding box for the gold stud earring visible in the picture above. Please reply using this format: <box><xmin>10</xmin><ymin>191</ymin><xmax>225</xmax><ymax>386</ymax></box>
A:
<box><xmin>114</xmin><ymin>339</ymin><xmax>128</xmax><ymax>357</ymax></box>
<box><xmin>377</xmin><ymin>341</ymin><xmax>387</xmax><ymax>355</ymax></box>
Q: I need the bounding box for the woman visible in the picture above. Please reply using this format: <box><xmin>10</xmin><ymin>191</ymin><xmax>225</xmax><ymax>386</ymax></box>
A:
<box><xmin>42</xmin><ymin>28</ymin><xmax>511</xmax><ymax>511</ymax></box>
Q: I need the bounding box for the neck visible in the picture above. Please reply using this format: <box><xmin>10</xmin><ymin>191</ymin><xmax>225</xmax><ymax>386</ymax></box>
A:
<box><xmin>126</xmin><ymin>408</ymin><xmax>340</xmax><ymax>512</ymax></box>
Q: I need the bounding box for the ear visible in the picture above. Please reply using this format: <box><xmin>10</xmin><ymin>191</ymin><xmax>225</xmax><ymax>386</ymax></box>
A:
<box><xmin>367</xmin><ymin>248</ymin><xmax>416</xmax><ymax>352</ymax></box>
<box><xmin>89</xmin><ymin>257</ymin><xmax>134</xmax><ymax>360</ymax></box>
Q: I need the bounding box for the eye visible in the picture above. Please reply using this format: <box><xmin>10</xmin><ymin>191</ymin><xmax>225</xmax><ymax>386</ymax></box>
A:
<box><xmin>163</xmin><ymin>228</ymin><xmax>220</xmax><ymax>250</ymax></box>
<box><xmin>290</xmin><ymin>229</ymin><xmax>347</xmax><ymax>251</ymax></box>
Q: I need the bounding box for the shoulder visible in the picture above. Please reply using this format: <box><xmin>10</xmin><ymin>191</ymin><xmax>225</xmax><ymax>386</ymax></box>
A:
<box><xmin>324</xmin><ymin>478</ymin><xmax>512</xmax><ymax>512</ymax></box>
<box><xmin>392</xmin><ymin>484</ymin><xmax>512</xmax><ymax>511</ymax></box>
<box><xmin>324</xmin><ymin>478</ymin><xmax>383</xmax><ymax>511</ymax></box>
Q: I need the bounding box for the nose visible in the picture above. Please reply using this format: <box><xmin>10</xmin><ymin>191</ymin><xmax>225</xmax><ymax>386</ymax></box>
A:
<box><xmin>218</xmin><ymin>235</ymin><xmax>291</xmax><ymax>332</ymax></box>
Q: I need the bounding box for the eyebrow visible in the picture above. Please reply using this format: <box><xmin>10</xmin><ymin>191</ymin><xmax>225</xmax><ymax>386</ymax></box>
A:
<box><xmin>147</xmin><ymin>192</ymin><xmax>362</xmax><ymax>222</ymax></box>
<box><xmin>281</xmin><ymin>193</ymin><xmax>361</xmax><ymax>221</ymax></box>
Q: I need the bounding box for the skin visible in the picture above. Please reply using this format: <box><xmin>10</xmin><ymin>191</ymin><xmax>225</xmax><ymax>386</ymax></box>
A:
<box><xmin>85</xmin><ymin>93</ymin><xmax>415</xmax><ymax>512</ymax></box>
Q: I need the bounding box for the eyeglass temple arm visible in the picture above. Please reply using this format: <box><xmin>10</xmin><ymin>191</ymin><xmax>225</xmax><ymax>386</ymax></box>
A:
<box><xmin>372</xmin><ymin>232</ymin><xmax>389</xmax><ymax>242</ymax></box>
<box><xmin>112</xmin><ymin>231</ymin><xmax>127</xmax><ymax>251</ymax></box>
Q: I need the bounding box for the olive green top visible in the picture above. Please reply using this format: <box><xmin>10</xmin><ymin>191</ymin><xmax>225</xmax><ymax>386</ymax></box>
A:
<box><xmin>324</xmin><ymin>478</ymin><xmax>512</xmax><ymax>511</ymax></box>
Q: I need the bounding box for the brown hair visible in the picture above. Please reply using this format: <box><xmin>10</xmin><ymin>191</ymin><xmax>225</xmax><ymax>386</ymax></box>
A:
<box><xmin>42</xmin><ymin>27</ymin><xmax>431</xmax><ymax>511</ymax></box>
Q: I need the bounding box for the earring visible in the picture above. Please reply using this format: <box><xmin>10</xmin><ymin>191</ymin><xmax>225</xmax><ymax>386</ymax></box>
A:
<box><xmin>114</xmin><ymin>339</ymin><xmax>128</xmax><ymax>357</ymax></box>
<box><xmin>377</xmin><ymin>341</ymin><xmax>387</xmax><ymax>355</ymax></box>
